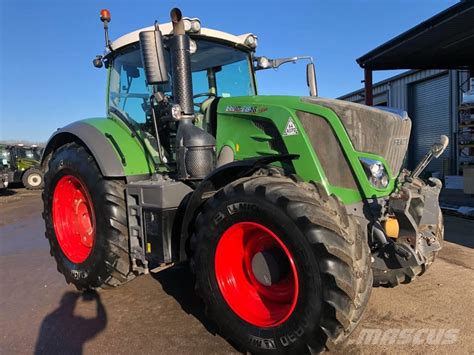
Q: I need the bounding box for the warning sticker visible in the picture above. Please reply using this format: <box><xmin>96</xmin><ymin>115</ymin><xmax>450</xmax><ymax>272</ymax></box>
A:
<box><xmin>283</xmin><ymin>118</ymin><xmax>298</xmax><ymax>136</ymax></box>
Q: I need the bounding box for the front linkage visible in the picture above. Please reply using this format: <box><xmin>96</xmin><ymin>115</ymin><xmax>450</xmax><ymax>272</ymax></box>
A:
<box><xmin>372</xmin><ymin>137</ymin><xmax>448</xmax><ymax>287</ymax></box>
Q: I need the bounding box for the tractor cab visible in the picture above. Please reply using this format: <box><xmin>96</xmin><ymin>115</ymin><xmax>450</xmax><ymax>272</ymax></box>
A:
<box><xmin>106</xmin><ymin>36</ymin><xmax>257</xmax><ymax>162</ymax></box>
<box><xmin>108</xmin><ymin>37</ymin><xmax>256</xmax><ymax>122</ymax></box>
<box><xmin>98</xmin><ymin>14</ymin><xmax>316</xmax><ymax>170</ymax></box>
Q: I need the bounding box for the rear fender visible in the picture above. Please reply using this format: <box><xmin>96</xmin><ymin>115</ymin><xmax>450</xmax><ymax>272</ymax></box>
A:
<box><xmin>42</xmin><ymin>121</ymin><xmax>126</xmax><ymax>177</ymax></box>
<box><xmin>42</xmin><ymin>117</ymin><xmax>157</xmax><ymax>178</ymax></box>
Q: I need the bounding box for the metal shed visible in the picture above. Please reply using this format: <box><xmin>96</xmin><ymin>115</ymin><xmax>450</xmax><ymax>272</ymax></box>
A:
<box><xmin>340</xmin><ymin>1</ymin><xmax>474</xmax><ymax>176</ymax></box>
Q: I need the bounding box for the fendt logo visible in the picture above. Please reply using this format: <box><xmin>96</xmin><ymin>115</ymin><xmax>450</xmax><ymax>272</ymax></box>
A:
<box><xmin>393</xmin><ymin>138</ymin><xmax>409</xmax><ymax>146</ymax></box>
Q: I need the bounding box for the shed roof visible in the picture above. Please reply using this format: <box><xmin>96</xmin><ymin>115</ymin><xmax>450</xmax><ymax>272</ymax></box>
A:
<box><xmin>357</xmin><ymin>1</ymin><xmax>474</xmax><ymax>70</ymax></box>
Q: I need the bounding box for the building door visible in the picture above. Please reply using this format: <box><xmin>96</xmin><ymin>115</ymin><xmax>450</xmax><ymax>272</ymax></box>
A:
<box><xmin>409</xmin><ymin>74</ymin><xmax>450</xmax><ymax>175</ymax></box>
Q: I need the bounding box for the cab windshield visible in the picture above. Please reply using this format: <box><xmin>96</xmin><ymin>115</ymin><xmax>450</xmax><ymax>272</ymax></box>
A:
<box><xmin>16</xmin><ymin>148</ymin><xmax>41</xmax><ymax>160</ymax></box>
<box><xmin>108</xmin><ymin>39</ymin><xmax>255</xmax><ymax>125</ymax></box>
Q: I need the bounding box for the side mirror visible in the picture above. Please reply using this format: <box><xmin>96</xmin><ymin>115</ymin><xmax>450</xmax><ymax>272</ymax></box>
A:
<box><xmin>410</xmin><ymin>135</ymin><xmax>449</xmax><ymax>179</ymax></box>
<box><xmin>433</xmin><ymin>135</ymin><xmax>449</xmax><ymax>158</ymax></box>
<box><xmin>306</xmin><ymin>63</ymin><xmax>318</xmax><ymax>96</ymax></box>
<box><xmin>139</xmin><ymin>27</ymin><xmax>169</xmax><ymax>85</ymax></box>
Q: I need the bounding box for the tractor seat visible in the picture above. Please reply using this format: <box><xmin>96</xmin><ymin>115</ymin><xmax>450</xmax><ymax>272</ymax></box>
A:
<box><xmin>198</xmin><ymin>96</ymin><xmax>219</xmax><ymax>136</ymax></box>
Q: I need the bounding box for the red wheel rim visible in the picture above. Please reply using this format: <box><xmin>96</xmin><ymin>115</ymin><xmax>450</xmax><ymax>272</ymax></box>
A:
<box><xmin>215</xmin><ymin>222</ymin><xmax>299</xmax><ymax>327</ymax></box>
<box><xmin>52</xmin><ymin>175</ymin><xmax>95</xmax><ymax>263</ymax></box>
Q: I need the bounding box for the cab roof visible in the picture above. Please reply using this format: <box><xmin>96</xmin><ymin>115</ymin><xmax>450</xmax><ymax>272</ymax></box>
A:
<box><xmin>108</xmin><ymin>19</ymin><xmax>255</xmax><ymax>53</ymax></box>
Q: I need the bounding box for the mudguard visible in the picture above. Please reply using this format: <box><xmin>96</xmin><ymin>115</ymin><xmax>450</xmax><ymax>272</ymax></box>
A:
<box><xmin>176</xmin><ymin>154</ymin><xmax>299</xmax><ymax>261</ymax></box>
<box><xmin>42</xmin><ymin>121</ymin><xmax>125</xmax><ymax>176</ymax></box>
<box><xmin>42</xmin><ymin>119</ymin><xmax>155</xmax><ymax>178</ymax></box>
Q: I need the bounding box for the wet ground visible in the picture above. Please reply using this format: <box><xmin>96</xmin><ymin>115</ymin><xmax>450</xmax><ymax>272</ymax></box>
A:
<box><xmin>1</xmin><ymin>188</ymin><xmax>473</xmax><ymax>354</ymax></box>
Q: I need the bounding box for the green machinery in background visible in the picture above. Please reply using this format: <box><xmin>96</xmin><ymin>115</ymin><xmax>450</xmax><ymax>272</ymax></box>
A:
<box><xmin>0</xmin><ymin>144</ymin><xmax>44</xmax><ymax>189</ymax></box>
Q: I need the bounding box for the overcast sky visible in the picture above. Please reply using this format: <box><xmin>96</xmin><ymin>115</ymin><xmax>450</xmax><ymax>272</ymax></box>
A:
<box><xmin>0</xmin><ymin>0</ymin><xmax>458</xmax><ymax>141</ymax></box>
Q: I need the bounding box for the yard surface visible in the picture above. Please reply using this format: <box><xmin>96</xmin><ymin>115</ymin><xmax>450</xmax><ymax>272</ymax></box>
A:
<box><xmin>1</xmin><ymin>188</ymin><xmax>473</xmax><ymax>354</ymax></box>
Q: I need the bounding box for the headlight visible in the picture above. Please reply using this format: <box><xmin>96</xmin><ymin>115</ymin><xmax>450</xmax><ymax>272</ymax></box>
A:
<box><xmin>171</xmin><ymin>104</ymin><xmax>182</xmax><ymax>120</ymax></box>
<box><xmin>256</xmin><ymin>56</ymin><xmax>271</xmax><ymax>69</ymax></box>
<box><xmin>189</xmin><ymin>39</ymin><xmax>197</xmax><ymax>54</ymax></box>
<box><xmin>183</xmin><ymin>18</ymin><xmax>201</xmax><ymax>33</ymax></box>
<box><xmin>191</xmin><ymin>19</ymin><xmax>201</xmax><ymax>32</ymax></box>
<box><xmin>183</xmin><ymin>19</ymin><xmax>192</xmax><ymax>32</ymax></box>
<box><xmin>360</xmin><ymin>158</ymin><xmax>389</xmax><ymax>188</ymax></box>
<box><xmin>245</xmin><ymin>34</ymin><xmax>258</xmax><ymax>49</ymax></box>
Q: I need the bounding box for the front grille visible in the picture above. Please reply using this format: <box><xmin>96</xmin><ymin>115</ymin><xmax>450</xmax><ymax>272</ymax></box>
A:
<box><xmin>297</xmin><ymin>111</ymin><xmax>358</xmax><ymax>190</ymax></box>
<box><xmin>302</xmin><ymin>97</ymin><xmax>412</xmax><ymax>176</ymax></box>
<box><xmin>384</xmin><ymin>119</ymin><xmax>412</xmax><ymax>175</ymax></box>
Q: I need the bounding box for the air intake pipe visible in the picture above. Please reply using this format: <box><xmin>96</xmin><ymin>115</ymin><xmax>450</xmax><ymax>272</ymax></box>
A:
<box><xmin>169</xmin><ymin>8</ymin><xmax>216</xmax><ymax>180</ymax></box>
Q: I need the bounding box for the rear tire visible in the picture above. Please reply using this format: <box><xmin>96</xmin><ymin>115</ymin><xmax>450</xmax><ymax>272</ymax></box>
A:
<box><xmin>42</xmin><ymin>142</ymin><xmax>135</xmax><ymax>290</ymax></box>
<box><xmin>23</xmin><ymin>168</ymin><xmax>43</xmax><ymax>190</ymax></box>
<box><xmin>191</xmin><ymin>174</ymin><xmax>372</xmax><ymax>353</ymax></box>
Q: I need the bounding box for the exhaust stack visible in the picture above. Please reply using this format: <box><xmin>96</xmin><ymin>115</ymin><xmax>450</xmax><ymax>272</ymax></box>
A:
<box><xmin>169</xmin><ymin>8</ymin><xmax>216</xmax><ymax>180</ymax></box>
<box><xmin>170</xmin><ymin>8</ymin><xmax>194</xmax><ymax>120</ymax></box>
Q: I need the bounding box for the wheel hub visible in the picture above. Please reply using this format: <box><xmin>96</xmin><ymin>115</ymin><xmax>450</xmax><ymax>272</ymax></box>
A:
<box><xmin>52</xmin><ymin>175</ymin><xmax>95</xmax><ymax>263</ymax></box>
<box><xmin>214</xmin><ymin>222</ymin><xmax>298</xmax><ymax>327</ymax></box>
<box><xmin>251</xmin><ymin>248</ymin><xmax>290</xmax><ymax>286</ymax></box>
<box><xmin>28</xmin><ymin>174</ymin><xmax>41</xmax><ymax>186</ymax></box>
<box><xmin>75</xmin><ymin>199</ymin><xmax>94</xmax><ymax>247</ymax></box>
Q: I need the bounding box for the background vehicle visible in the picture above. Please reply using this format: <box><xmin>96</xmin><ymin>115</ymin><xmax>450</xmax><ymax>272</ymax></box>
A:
<box><xmin>41</xmin><ymin>8</ymin><xmax>446</xmax><ymax>353</ymax></box>
<box><xmin>0</xmin><ymin>144</ymin><xmax>44</xmax><ymax>189</ymax></box>
<box><xmin>0</xmin><ymin>164</ymin><xmax>8</xmax><ymax>190</ymax></box>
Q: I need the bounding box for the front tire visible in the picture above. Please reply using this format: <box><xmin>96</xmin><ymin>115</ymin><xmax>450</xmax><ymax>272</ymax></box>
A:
<box><xmin>43</xmin><ymin>142</ymin><xmax>135</xmax><ymax>289</ymax></box>
<box><xmin>191</xmin><ymin>175</ymin><xmax>372</xmax><ymax>353</ymax></box>
<box><xmin>23</xmin><ymin>168</ymin><xmax>43</xmax><ymax>189</ymax></box>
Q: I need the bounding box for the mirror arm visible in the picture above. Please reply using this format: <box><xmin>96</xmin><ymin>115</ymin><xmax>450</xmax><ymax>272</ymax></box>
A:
<box><xmin>410</xmin><ymin>135</ymin><xmax>449</xmax><ymax>179</ymax></box>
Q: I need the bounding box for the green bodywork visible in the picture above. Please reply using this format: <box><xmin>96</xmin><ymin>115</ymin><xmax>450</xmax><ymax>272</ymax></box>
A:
<box><xmin>77</xmin><ymin>95</ymin><xmax>395</xmax><ymax>205</ymax></box>
<box><xmin>16</xmin><ymin>157</ymin><xmax>39</xmax><ymax>172</ymax></box>
<box><xmin>215</xmin><ymin>96</ymin><xmax>395</xmax><ymax>205</ymax></box>
<box><xmin>83</xmin><ymin>117</ymin><xmax>158</xmax><ymax>176</ymax></box>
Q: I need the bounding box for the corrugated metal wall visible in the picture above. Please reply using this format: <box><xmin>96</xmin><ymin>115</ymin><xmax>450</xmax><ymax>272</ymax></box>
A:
<box><xmin>340</xmin><ymin>69</ymin><xmax>447</xmax><ymax>109</ymax></box>
<box><xmin>339</xmin><ymin>69</ymin><xmax>464</xmax><ymax>175</ymax></box>
<box><xmin>409</xmin><ymin>74</ymin><xmax>450</xmax><ymax>173</ymax></box>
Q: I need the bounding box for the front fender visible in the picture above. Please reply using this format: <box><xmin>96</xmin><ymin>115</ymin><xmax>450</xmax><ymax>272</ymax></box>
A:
<box><xmin>177</xmin><ymin>154</ymin><xmax>299</xmax><ymax>261</ymax></box>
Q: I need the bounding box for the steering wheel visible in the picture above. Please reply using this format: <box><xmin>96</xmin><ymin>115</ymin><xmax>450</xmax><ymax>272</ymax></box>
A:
<box><xmin>193</xmin><ymin>92</ymin><xmax>216</xmax><ymax>110</ymax></box>
<box><xmin>193</xmin><ymin>92</ymin><xmax>216</xmax><ymax>99</ymax></box>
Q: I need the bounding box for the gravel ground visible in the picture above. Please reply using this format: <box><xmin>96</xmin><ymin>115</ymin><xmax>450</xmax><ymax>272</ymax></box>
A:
<box><xmin>0</xmin><ymin>187</ymin><xmax>473</xmax><ymax>354</ymax></box>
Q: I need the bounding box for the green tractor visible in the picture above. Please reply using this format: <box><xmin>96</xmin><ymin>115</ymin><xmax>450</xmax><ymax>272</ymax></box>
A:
<box><xmin>1</xmin><ymin>144</ymin><xmax>44</xmax><ymax>189</ymax></box>
<box><xmin>41</xmin><ymin>8</ymin><xmax>447</xmax><ymax>353</ymax></box>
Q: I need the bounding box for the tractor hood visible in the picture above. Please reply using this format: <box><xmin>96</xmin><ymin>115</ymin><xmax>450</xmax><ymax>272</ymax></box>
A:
<box><xmin>17</xmin><ymin>158</ymin><xmax>40</xmax><ymax>170</ymax></box>
<box><xmin>301</xmin><ymin>97</ymin><xmax>412</xmax><ymax>176</ymax></box>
